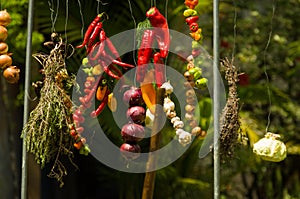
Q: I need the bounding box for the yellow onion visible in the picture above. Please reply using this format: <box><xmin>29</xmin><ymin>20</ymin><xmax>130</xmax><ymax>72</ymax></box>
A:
<box><xmin>0</xmin><ymin>54</ymin><xmax>12</xmax><ymax>69</ymax></box>
<box><xmin>3</xmin><ymin>65</ymin><xmax>20</xmax><ymax>84</ymax></box>
<box><xmin>0</xmin><ymin>10</ymin><xmax>11</xmax><ymax>27</ymax></box>
<box><xmin>0</xmin><ymin>25</ymin><xmax>8</xmax><ymax>41</ymax></box>
<box><xmin>0</xmin><ymin>42</ymin><xmax>8</xmax><ymax>54</ymax></box>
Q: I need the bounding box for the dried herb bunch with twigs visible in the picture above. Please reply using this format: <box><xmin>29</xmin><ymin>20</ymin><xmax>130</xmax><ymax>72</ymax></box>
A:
<box><xmin>219</xmin><ymin>57</ymin><xmax>241</xmax><ymax>163</ymax></box>
<box><xmin>21</xmin><ymin>33</ymin><xmax>76</xmax><ymax>187</ymax></box>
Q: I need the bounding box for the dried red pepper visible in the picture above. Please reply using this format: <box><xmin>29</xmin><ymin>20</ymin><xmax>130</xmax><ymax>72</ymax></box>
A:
<box><xmin>86</xmin><ymin>22</ymin><xmax>103</xmax><ymax>53</ymax></box>
<box><xmin>189</xmin><ymin>22</ymin><xmax>199</xmax><ymax>32</ymax></box>
<box><xmin>100</xmin><ymin>50</ymin><xmax>135</xmax><ymax>69</ymax></box>
<box><xmin>76</xmin><ymin>13</ymin><xmax>104</xmax><ymax>49</ymax></box>
<box><xmin>146</xmin><ymin>7</ymin><xmax>170</xmax><ymax>58</ymax></box>
<box><xmin>90</xmin><ymin>89</ymin><xmax>110</xmax><ymax>118</ymax></box>
<box><xmin>185</xmin><ymin>16</ymin><xmax>199</xmax><ymax>25</ymax></box>
<box><xmin>136</xmin><ymin>29</ymin><xmax>155</xmax><ymax>82</ymax></box>
<box><xmin>98</xmin><ymin>59</ymin><xmax>121</xmax><ymax>79</ymax></box>
<box><xmin>153</xmin><ymin>52</ymin><xmax>165</xmax><ymax>87</ymax></box>
<box><xmin>104</xmin><ymin>37</ymin><xmax>122</xmax><ymax>62</ymax></box>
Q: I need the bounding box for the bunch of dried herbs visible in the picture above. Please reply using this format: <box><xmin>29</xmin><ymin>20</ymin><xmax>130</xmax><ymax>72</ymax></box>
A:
<box><xmin>21</xmin><ymin>34</ymin><xmax>77</xmax><ymax>187</ymax></box>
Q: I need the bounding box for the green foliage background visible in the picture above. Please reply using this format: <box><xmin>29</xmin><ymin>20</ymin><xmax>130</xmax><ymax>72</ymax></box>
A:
<box><xmin>1</xmin><ymin>0</ymin><xmax>300</xmax><ymax>198</ymax></box>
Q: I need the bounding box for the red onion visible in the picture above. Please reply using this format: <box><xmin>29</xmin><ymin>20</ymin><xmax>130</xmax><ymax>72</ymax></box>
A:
<box><xmin>126</xmin><ymin>106</ymin><xmax>146</xmax><ymax>124</ymax></box>
<box><xmin>120</xmin><ymin>143</ymin><xmax>141</xmax><ymax>160</ymax></box>
<box><xmin>123</xmin><ymin>86</ymin><xmax>144</xmax><ymax>107</ymax></box>
<box><xmin>121</xmin><ymin>123</ymin><xmax>145</xmax><ymax>142</ymax></box>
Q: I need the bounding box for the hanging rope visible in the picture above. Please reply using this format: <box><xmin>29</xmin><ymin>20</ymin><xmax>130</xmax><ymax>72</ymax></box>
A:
<box><xmin>231</xmin><ymin>0</ymin><xmax>237</xmax><ymax>60</ymax></box>
<box><xmin>64</xmin><ymin>0</ymin><xmax>69</xmax><ymax>48</ymax></box>
<box><xmin>48</xmin><ymin>0</ymin><xmax>59</xmax><ymax>33</ymax></box>
<box><xmin>263</xmin><ymin>0</ymin><xmax>276</xmax><ymax>133</ymax></box>
<box><xmin>77</xmin><ymin>0</ymin><xmax>85</xmax><ymax>39</ymax></box>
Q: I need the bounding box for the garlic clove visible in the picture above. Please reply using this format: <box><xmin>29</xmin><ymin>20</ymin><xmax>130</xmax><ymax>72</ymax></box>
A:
<box><xmin>173</xmin><ymin>120</ymin><xmax>184</xmax><ymax>129</ymax></box>
<box><xmin>161</xmin><ymin>81</ymin><xmax>173</xmax><ymax>94</ymax></box>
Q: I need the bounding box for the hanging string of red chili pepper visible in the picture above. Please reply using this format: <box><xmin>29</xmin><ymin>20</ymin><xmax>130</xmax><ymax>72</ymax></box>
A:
<box><xmin>69</xmin><ymin>13</ymin><xmax>133</xmax><ymax>154</ymax></box>
<box><xmin>135</xmin><ymin>6</ymin><xmax>170</xmax><ymax>115</ymax></box>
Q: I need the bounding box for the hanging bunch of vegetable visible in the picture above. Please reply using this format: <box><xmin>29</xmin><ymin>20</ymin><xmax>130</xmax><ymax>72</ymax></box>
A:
<box><xmin>0</xmin><ymin>9</ymin><xmax>20</xmax><ymax>84</ymax></box>
<box><xmin>134</xmin><ymin>6</ymin><xmax>207</xmax><ymax>148</ymax></box>
<box><xmin>120</xmin><ymin>85</ymin><xmax>146</xmax><ymax>161</ymax></box>
<box><xmin>182</xmin><ymin>0</ymin><xmax>207</xmax><ymax>89</ymax></box>
<box><xmin>21</xmin><ymin>33</ymin><xmax>76</xmax><ymax>187</ymax></box>
<box><xmin>71</xmin><ymin>13</ymin><xmax>134</xmax><ymax>154</ymax></box>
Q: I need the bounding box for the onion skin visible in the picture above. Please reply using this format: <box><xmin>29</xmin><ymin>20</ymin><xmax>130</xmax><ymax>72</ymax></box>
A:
<box><xmin>120</xmin><ymin>143</ymin><xmax>141</xmax><ymax>160</ymax></box>
<box><xmin>123</xmin><ymin>86</ymin><xmax>145</xmax><ymax>107</ymax></box>
<box><xmin>121</xmin><ymin>123</ymin><xmax>145</xmax><ymax>142</ymax></box>
<box><xmin>0</xmin><ymin>10</ymin><xmax>11</xmax><ymax>27</ymax></box>
<box><xmin>126</xmin><ymin>106</ymin><xmax>146</xmax><ymax>124</ymax></box>
<box><xmin>0</xmin><ymin>54</ymin><xmax>12</xmax><ymax>69</ymax></box>
<box><xmin>0</xmin><ymin>26</ymin><xmax>8</xmax><ymax>41</ymax></box>
<box><xmin>0</xmin><ymin>42</ymin><xmax>8</xmax><ymax>54</ymax></box>
<box><xmin>3</xmin><ymin>65</ymin><xmax>20</xmax><ymax>84</ymax></box>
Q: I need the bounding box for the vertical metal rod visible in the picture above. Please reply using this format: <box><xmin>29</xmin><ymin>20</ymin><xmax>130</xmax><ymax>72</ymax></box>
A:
<box><xmin>213</xmin><ymin>0</ymin><xmax>220</xmax><ymax>198</ymax></box>
<box><xmin>21</xmin><ymin>0</ymin><xmax>34</xmax><ymax>198</ymax></box>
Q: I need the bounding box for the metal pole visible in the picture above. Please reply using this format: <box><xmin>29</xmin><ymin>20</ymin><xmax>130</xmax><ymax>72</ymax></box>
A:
<box><xmin>21</xmin><ymin>0</ymin><xmax>34</xmax><ymax>198</ymax></box>
<box><xmin>213</xmin><ymin>0</ymin><xmax>220</xmax><ymax>198</ymax></box>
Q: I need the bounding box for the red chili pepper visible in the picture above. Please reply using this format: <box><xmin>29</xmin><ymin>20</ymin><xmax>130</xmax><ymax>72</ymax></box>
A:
<box><xmin>189</xmin><ymin>22</ymin><xmax>199</xmax><ymax>32</ymax></box>
<box><xmin>74</xmin><ymin>109</ymin><xmax>83</xmax><ymax>116</ymax></box>
<box><xmin>86</xmin><ymin>22</ymin><xmax>103</xmax><ymax>53</ymax></box>
<box><xmin>90</xmin><ymin>89</ymin><xmax>110</xmax><ymax>118</ymax></box>
<box><xmin>84</xmin><ymin>88</ymin><xmax>91</xmax><ymax>94</ymax></box>
<box><xmin>185</xmin><ymin>16</ymin><xmax>199</xmax><ymax>26</ymax></box>
<box><xmin>76</xmin><ymin>13</ymin><xmax>104</xmax><ymax>49</ymax></box>
<box><xmin>73</xmin><ymin>114</ymin><xmax>85</xmax><ymax>123</ymax></box>
<box><xmin>136</xmin><ymin>29</ymin><xmax>155</xmax><ymax>82</ymax></box>
<box><xmin>101</xmin><ymin>50</ymin><xmax>135</xmax><ymax>69</ymax></box>
<box><xmin>80</xmin><ymin>75</ymin><xmax>101</xmax><ymax>106</ymax></box>
<box><xmin>98</xmin><ymin>59</ymin><xmax>121</xmax><ymax>79</ymax></box>
<box><xmin>111</xmin><ymin>59</ymin><xmax>135</xmax><ymax>69</ymax></box>
<box><xmin>104</xmin><ymin>37</ymin><xmax>122</xmax><ymax>62</ymax></box>
<box><xmin>70</xmin><ymin>129</ymin><xmax>77</xmax><ymax>137</ymax></box>
<box><xmin>89</xmin><ymin>40</ymin><xmax>105</xmax><ymax>61</ymax></box>
<box><xmin>146</xmin><ymin>7</ymin><xmax>170</xmax><ymax>58</ymax></box>
<box><xmin>153</xmin><ymin>52</ymin><xmax>165</xmax><ymax>87</ymax></box>
<box><xmin>76</xmin><ymin>127</ymin><xmax>84</xmax><ymax>134</ymax></box>
<box><xmin>107</xmin><ymin>64</ymin><xmax>123</xmax><ymax>79</ymax></box>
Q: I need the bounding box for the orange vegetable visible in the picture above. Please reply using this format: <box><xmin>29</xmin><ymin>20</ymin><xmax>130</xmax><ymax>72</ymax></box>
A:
<box><xmin>96</xmin><ymin>85</ymin><xmax>107</xmax><ymax>101</ymax></box>
<box><xmin>141</xmin><ymin>69</ymin><xmax>157</xmax><ymax>114</ymax></box>
<box><xmin>107</xmin><ymin>93</ymin><xmax>117</xmax><ymax>112</ymax></box>
<box><xmin>190</xmin><ymin>28</ymin><xmax>202</xmax><ymax>41</ymax></box>
<box><xmin>74</xmin><ymin>141</ymin><xmax>83</xmax><ymax>149</ymax></box>
<box><xmin>184</xmin><ymin>0</ymin><xmax>199</xmax><ymax>9</ymax></box>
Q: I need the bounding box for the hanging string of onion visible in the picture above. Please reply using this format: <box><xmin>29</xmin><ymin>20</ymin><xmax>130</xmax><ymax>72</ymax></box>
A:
<box><xmin>21</xmin><ymin>34</ymin><xmax>77</xmax><ymax>187</ymax></box>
